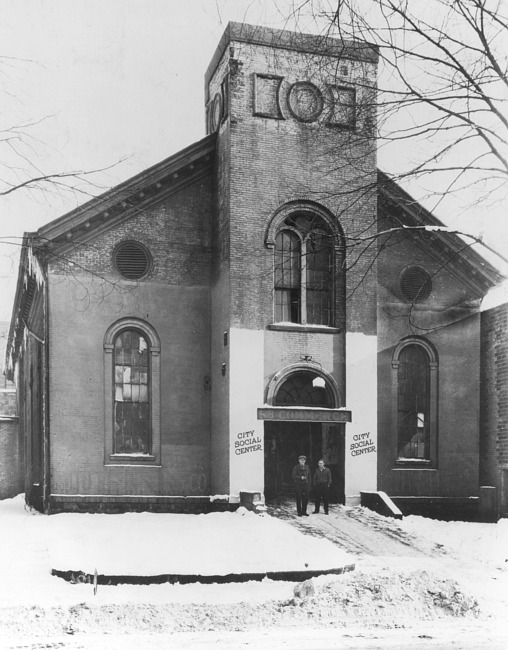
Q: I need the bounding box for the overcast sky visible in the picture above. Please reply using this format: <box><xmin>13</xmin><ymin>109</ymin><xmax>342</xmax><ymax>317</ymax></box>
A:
<box><xmin>1</xmin><ymin>0</ymin><xmax>507</xmax><ymax>323</ymax></box>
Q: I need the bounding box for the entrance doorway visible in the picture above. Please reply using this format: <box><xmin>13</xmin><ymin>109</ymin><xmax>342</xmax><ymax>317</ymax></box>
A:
<box><xmin>264</xmin><ymin>421</ymin><xmax>345</xmax><ymax>503</ymax></box>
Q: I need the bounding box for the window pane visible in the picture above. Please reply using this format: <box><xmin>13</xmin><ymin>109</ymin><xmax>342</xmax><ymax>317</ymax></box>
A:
<box><xmin>307</xmin><ymin>289</ymin><xmax>332</xmax><ymax>326</ymax></box>
<box><xmin>113</xmin><ymin>329</ymin><xmax>150</xmax><ymax>454</ymax></box>
<box><xmin>114</xmin><ymin>346</ymin><xmax>123</xmax><ymax>365</ymax></box>
<box><xmin>131</xmin><ymin>349</ymin><xmax>141</xmax><ymax>368</ymax></box>
<box><xmin>275</xmin><ymin>288</ymin><xmax>290</xmax><ymax>322</ymax></box>
<box><xmin>397</xmin><ymin>345</ymin><xmax>430</xmax><ymax>459</ymax></box>
<box><xmin>306</xmin><ymin>231</ymin><xmax>333</xmax><ymax>325</ymax></box>
<box><xmin>275</xmin><ymin>230</ymin><xmax>301</xmax><ymax>322</ymax></box>
<box><xmin>275</xmin><ymin>288</ymin><xmax>299</xmax><ymax>323</ymax></box>
<box><xmin>275</xmin><ymin>230</ymin><xmax>300</xmax><ymax>289</ymax></box>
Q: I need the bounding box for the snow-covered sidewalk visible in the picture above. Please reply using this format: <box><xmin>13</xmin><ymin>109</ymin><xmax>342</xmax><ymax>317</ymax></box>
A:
<box><xmin>0</xmin><ymin>495</ymin><xmax>352</xmax><ymax>606</ymax></box>
<box><xmin>48</xmin><ymin>504</ymin><xmax>354</xmax><ymax>579</ymax></box>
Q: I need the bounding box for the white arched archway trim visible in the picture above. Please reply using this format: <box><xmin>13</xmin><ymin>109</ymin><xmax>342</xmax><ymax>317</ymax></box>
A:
<box><xmin>103</xmin><ymin>318</ymin><xmax>161</xmax><ymax>466</ymax></box>
<box><xmin>104</xmin><ymin>318</ymin><xmax>161</xmax><ymax>352</ymax></box>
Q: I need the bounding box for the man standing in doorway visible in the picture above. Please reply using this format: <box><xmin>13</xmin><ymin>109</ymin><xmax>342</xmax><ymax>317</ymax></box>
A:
<box><xmin>292</xmin><ymin>455</ymin><xmax>311</xmax><ymax>516</ymax></box>
<box><xmin>313</xmin><ymin>459</ymin><xmax>332</xmax><ymax>514</ymax></box>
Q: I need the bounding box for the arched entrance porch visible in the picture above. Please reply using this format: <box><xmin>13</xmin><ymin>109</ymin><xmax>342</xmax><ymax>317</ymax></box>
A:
<box><xmin>258</xmin><ymin>365</ymin><xmax>351</xmax><ymax>504</ymax></box>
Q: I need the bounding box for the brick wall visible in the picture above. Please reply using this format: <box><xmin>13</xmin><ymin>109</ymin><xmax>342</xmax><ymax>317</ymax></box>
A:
<box><xmin>0</xmin><ymin>389</ymin><xmax>16</xmax><ymax>416</ymax></box>
<box><xmin>480</xmin><ymin>303</ymin><xmax>508</xmax><ymax>515</ymax></box>
<box><xmin>0</xmin><ymin>417</ymin><xmax>21</xmax><ymax>499</ymax></box>
<box><xmin>52</xmin><ymin>178</ymin><xmax>212</xmax><ymax>285</ymax></box>
<box><xmin>47</xmin><ymin>177</ymin><xmax>213</xmax><ymax>501</ymax></box>
<box><xmin>207</xmin><ymin>29</ymin><xmax>379</xmax><ymax>336</ymax></box>
<box><xmin>377</xmin><ymin>224</ymin><xmax>483</xmax><ymax>498</ymax></box>
<box><xmin>210</xmin><ymin>112</ymin><xmax>232</xmax><ymax>495</ymax></box>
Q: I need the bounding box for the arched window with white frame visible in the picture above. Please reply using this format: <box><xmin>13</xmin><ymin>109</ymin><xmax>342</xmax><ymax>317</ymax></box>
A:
<box><xmin>104</xmin><ymin>318</ymin><xmax>161</xmax><ymax>465</ymax></box>
<box><xmin>113</xmin><ymin>329</ymin><xmax>151</xmax><ymax>454</ymax></box>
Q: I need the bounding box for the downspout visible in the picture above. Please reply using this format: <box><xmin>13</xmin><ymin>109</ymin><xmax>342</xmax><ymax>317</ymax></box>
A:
<box><xmin>42</xmin><ymin>265</ymin><xmax>51</xmax><ymax>513</ymax></box>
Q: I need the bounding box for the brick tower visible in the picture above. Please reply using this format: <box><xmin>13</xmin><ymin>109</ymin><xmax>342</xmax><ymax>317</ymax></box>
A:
<box><xmin>205</xmin><ymin>23</ymin><xmax>379</xmax><ymax>504</ymax></box>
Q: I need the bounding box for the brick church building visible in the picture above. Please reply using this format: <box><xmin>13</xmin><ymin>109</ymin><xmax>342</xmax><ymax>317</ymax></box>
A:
<box><xmin>4</xmin><ymin>23</ymin><xmax>507</xmax><ymax>518</ymax></box>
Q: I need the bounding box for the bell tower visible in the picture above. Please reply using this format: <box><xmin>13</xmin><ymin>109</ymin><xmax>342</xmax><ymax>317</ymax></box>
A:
<box><xmin>206</xmin><ymin>23</ymin><xmax>379</xmax><ymax>505</ymax></box>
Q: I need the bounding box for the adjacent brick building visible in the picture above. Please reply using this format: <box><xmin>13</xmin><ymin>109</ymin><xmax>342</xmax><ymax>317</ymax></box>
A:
<box><xmin>0</xmin><ymin>321</ymin><xmax>20</xmax><ymax>499</ymax></box>
<box><xmin>481</xmin><ymin>304</ymin><xmax>508</xmax><ymax>518</ymax></box>
<box><xmin>4</xmin><ymin>23</ymin><xmax>506</xmax><ymax>518</ymax></box>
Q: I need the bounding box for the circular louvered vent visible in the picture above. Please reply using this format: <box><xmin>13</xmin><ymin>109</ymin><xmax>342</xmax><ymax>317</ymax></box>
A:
<box><xmin>114</xmin><ymin>241</ymin><xmax>151</xmax><ymax>280</ymax></box>
<box><xmin>400</xmin><ymin>266</ymin><xmax>432</xmax><ymax>302</ymax></box>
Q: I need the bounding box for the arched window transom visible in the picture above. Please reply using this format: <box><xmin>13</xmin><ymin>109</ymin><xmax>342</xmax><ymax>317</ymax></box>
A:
<box><xmin>274</xmin><ymin>372</ymin><xmax>334</xmax><ymax>407</ymax></box>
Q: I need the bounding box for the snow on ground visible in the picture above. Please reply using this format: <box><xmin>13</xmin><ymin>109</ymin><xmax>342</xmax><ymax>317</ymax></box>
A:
<box><xmin>1</xmin><ymin>494</ymin><xmax>508</xmax><ymax>649</ymax></box>
<box><xmin>48</xmin><ymin>506</ymin><xmax>353</xmax><ymax>577</ymax></box>
<box><xmin>0</xmin><ymin>495</ymin><xmax>349</xmax><ymax>608</ymax></box>
<box><xmin>400</xmin><ymin>514</ymin><xmax>508</xmax><ymax>568</ymax></box>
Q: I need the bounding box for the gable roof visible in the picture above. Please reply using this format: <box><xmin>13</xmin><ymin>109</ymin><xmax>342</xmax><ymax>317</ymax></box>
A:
<box><xmin>4</xmin><ymin>134</ymin><xmax>216</xmax><ymax>378</ymax></box>
<box><xmin>5</xmin><ymin>135</ymin><xmax>504</xmax><ymax>377</ymax></box>
<box><xmin>37</xmin><ymin>133</ymin><xmax>216</xmax><ymax>250</ymax></box>
<box><xmin>15</xmin><ymin>130</ymin><xmax>502</xmax><ymax>293</ymax></box>
<box><xmin>378</xmin><ymin>170</ymin><xmax>504</xmax><ymax>296</ymax></box>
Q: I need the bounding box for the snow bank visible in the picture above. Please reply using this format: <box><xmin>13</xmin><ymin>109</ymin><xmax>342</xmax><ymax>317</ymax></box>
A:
<box><xmin>47</xmin><ymin>507</ymin><xmax>352</xmax><ymax>576</ymax></box>
<box><xmin>401</xmin><ymin>515</ymin><xmax>508</xmax><ymax>566</ymax></box>
<box><xmin>0</xmin><ymin>495</ymin><xmax>351</xmax><ymax>607</ymax></box>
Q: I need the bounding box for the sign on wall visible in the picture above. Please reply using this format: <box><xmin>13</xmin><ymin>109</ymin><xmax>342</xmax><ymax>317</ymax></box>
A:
<box><xmin>235</xmin><ymin>429</ymin><xmax>262</xmax><ymax>456</ymax></box>
<box><xmin>350</xmin><ymin>432</ymin><xmax>376</xmax><ymax>457</ymax></box>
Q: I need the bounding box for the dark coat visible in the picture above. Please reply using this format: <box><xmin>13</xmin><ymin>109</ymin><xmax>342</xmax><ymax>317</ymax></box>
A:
<box><xmin>292</xmin><ymin>464</ymin><xmax>311</xmax><ymax>490</ymax></box>
<box><xmin>313</xmin><ymin>466</ymin><xmax>332</xmax><ymax>488</ymax></box>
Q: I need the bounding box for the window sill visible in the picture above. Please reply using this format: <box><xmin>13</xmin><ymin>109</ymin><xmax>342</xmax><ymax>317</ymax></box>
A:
<box><xmin>268</xmin><ymin>323</ymin><xmax>340</xmax><ymax>334</ymax></box>
<box><xmin>393</xmin><ymin>459</ymin><xmax>435</xmax><ymax>470</ymax></box>
<box><xmin>108</xmin><ymin>454</ymin><xmax>157</xmax><ymax>464</ymax></box>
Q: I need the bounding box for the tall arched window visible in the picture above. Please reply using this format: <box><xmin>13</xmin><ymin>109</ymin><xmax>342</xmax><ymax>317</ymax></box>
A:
<box><xmin>104</xmin><ymin>319</ymin><xmax>161</xmax><ymax>464</ymax></box>
<box><xmin>274</xmin><ymin>214</ymin><xmax>333</xmax><ymax>326</ymax></box>
<box><xmin>113</xmin><ymin>330</ymin><xmax>150</xmax><ymax>454</ymax></box>
<box><xmin>393</xmin><ymin>338</ymin><xmax>438</xmax><ymax>465</ymax></box>
<box><xmin>397</xmin><ymin>345</ymin><xmax>429</xmax><ymax>459</ymax></box>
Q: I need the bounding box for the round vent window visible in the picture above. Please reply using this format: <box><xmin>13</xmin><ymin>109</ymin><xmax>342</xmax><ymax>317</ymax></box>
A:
<box><xmin>114</xmin><ymin>241</ymin><xmax>152</xmax><ymax>280</ymax></box>
<box><xmin>400</xmin><ymin>267</ymin><xmax>432</xmax><ymax>302</ymax></box>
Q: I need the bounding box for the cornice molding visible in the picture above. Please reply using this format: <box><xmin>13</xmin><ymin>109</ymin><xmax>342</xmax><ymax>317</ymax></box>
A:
<box><xmin>38</xmin><ymin>134</ymin><xmax>216</xmax><ymax>246</ymax></box>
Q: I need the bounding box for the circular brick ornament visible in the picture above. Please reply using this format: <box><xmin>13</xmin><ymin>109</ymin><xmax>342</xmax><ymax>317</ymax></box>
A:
<box><xmin>287</xmin><ymin>81</ymin><xmax>324</xmax><ymax>122</ymax></box>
